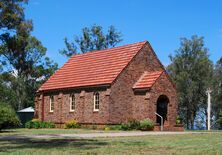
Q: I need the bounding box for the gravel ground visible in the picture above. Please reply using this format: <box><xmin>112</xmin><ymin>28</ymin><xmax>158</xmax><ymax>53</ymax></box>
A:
<box><xmin>0</xmin><ymin>131</ymin><xmax>211</xmax><ymax>140</ymax></box>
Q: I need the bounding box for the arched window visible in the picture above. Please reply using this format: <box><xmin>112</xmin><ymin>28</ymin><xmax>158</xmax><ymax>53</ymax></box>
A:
<box><xmin>70</xmin><ymin>94</ymin><xmax>75</xmax><ymax>111</ymax></box>
<box><xmin>50</xmin><ymin>96</ymin><xmax>54</xmax><ymax>112</ymax></box>
<box><xmin>94</xmin><ymin>92</ymin><xmax>100</xmax><ymax>111</ymax></box>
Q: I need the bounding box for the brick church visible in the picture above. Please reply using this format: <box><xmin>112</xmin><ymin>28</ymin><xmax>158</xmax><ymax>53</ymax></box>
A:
<box><xmin>35</xmin><ymin>41</ymin><xmax>179</xmax><ymax>130</ymax></box>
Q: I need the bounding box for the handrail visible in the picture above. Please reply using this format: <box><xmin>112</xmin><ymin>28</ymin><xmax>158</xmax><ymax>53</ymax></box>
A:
<box><xmin>155</xmin><ymin>112</ymin><xmax>163</xmax><ymax>131</ymax></box>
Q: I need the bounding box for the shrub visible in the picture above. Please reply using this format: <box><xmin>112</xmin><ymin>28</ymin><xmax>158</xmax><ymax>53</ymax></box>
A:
<box><xmin>120</xmin><ymin>123</ymin><xmax>130</xmax><ymax>130</ymax></box>
<box><xmin>176</xmin><ymin>116</ymin><xmax>182</xmax><ymax>124</ymax></box>
<box><xmin>0</xmin><ymin>102</ymin><xmax>20</xmax><ymax>130</ymax></box>
<box><xmin>218</xmin><ymin>111</ymin><xmax>222</xmax><ymax>129</ymax></box>
<box><xmin>104</xmin><ymin>127</ymin><xmax>110</xmax><ymax>131</ymax></box>
<box><xmin>40</xmin><ymin>122</ymin><xmax>55</xmax><ymax>128</ymax></box>
<box><xmin>108</xmin><ymin>125</ymin><xmax>122</xmax><ymax>130</ymax></box>
<box><xmin>104</xmin><ymin>119</ymin><xmax>154</xmax><ymax>131</ymax></box>
<box><xmin>128</xmin><ymin>119</ymin><xmax>140</xmax><ymax>130</ymax></box>
<box><xmin>91</xmin><ymin>125</ymin><xmax>97</xmax><ymax>130</ymax></box>
<box><xmin>25</xmin><ymin>119</ymin><xmax>40</xmax><ymax>129</ymax></box>
<box><xmin>64</xmin><ymin>119</ymin><xmax>80</xmax><ymax>129</ymax></box>
<box><xmin>119</xmin><ymin>119</ymin><xmax>140</xmax><ymax>130</ymax></box>
<box><xmin>139</xmin><ymin>119</ymin><xmax>154</xmax><ymax>131</ymax></box>
<box><xmin>25</xmin><ymin>119</ymin><xmax>55</xmax><ymax>129</ymax></box>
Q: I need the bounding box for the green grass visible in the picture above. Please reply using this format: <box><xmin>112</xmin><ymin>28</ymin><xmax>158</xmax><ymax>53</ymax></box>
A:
<box><xmin>0</xmin><ymin>129</ymin><xmax>222</xmax><ymax>155</ymax></box>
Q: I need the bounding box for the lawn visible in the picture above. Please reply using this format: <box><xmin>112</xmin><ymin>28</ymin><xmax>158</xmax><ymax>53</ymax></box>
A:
<box><xmin>0</xmin><ymin>129</ymin><xmax>222</xmax><ymax>155</ymax></box>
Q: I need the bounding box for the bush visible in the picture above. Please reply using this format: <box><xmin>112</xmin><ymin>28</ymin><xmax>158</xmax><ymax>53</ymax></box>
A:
<box><xmin>119</xmin><ymin>119</ymin><xmax>140</xmax><ymax>131</ymax></box>
<box><xmin>104</xmin><ymin>119</ymin><xmax>154</xmax><ymax>131</ymax></box>
<box><xmin>25</xmin><ymin>119</ymin><xmax>40</xmax><ymax>129</ymax></box>
<box><xmin>64</xmin><ymin>119</ymin><xmax>80</xmax><ymax>129</ymax></box>
<box><xmin>25</xmin><ymin>119</ymin><xmax>55</xmax><ymax>129</ymax></box>
<box><xmin>176</xmin><ymin>116</ymin><xmax>182</xmax><ymax>124</ymax></box>
<box><xmin>0</xmin><ymin>102</ymin><xmax>20</xmax><ymax>130</ymax></box>
<box><xmin>128</xmin><ymin>119</ymin><xmax>140</xmax><ymax>130</ymax></box>
<box><xmin>107</xmin><ymin>125</ymin><xmax>122</xmax><ymax>130</ymax></box>
<box><xmin>91</xmin><ymin>125</ymin><xmax>97</xmax><ymax>130</ymax></box>
<box><xmin>40</xmin><ymin>122</ymin><xmax>55</xmax><ymax>128</ymax></box>
<box><xmin>139</xmin><ymin>119</ymin><xmax>154</xmax><ymax>131</ymax></box>
<box><xmin>104</xmin><ymin>127</ymin><xmax>110</xmax><ymax>131</ymax></box>
<box><xmin>218</xmin><ymin>111</ymin><xmax>222</xmax><ymax>129</ymax></box>
<box><xmin>120</xmin><ymin>123</ymin><xmax>130</xmax><ymax>131</ymax></box>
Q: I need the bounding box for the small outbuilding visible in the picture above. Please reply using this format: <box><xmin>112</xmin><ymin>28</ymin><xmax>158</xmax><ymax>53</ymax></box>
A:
<box><xmin>17</xmin><ymin>107</ymin><xmax>34</xmax><ymax>126</ymax></box>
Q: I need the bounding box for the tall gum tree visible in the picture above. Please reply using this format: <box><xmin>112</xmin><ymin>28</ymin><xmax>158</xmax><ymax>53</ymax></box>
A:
<box><xmin>167</xmin><ymin>35</ymin><xmax>213</xmax><ymax>129</ymax></box>
<box><xmin>0</xmin><ymin>0</ymin><xmax>58</xmax><ymax>110</ymax></box>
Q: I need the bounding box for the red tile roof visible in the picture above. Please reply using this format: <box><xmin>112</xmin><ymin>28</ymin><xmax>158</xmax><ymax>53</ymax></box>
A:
<box><xmin>133</xmin><ymin>71</ymin><xmax>163</xmax><ymax>89</ymax></box>
<box><xmin>38</xmin><ymin>41</ymin><xmax>147</xmax><ymax>91</ymax></box>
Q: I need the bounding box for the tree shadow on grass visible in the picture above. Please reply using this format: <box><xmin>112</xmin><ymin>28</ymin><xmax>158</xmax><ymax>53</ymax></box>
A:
<box><xmin>0</xmin><ymin>138</ymin><xmax>108</xmax><ymax>154</ymax></box>
<box><xmin>0</xmin><ymin>129</ymin><xmax>17</xmax><ymax>133</ymax></box>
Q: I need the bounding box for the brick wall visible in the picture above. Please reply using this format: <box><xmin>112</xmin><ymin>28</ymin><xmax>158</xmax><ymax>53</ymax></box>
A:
<box><xmin>109</xmin><ymin>43</ymin><xmax>177</xmax><ymax>128</ymax></box>
<box><xmin>109</xmin><ymin>43</ymin><xmax>164</xmax><ymax>124</ymax></box>
<box><xmin>148</xmin><ymin>72</ymin><xmax>177</xmax><ymax>128</ymax></box>
<box><xmin>35</xmin><ymin>88</ymin><xmax>111</xmax><ymax>124</ymax></box>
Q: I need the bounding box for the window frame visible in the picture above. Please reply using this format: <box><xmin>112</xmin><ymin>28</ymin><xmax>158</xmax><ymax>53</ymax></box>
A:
<box><xmin>93</xmin><ymin>92</ymin><xmax>100</xmax><ymax>111</ymax></box>
<box><xmin>70</xmin><ymin>94</ymin><xmax>76</xmax><ymax>112</ymax></box>
<box><xmin>50</xmin><ymin>96</ymin><xmax>54</xmax><ymax>112</ymax></box>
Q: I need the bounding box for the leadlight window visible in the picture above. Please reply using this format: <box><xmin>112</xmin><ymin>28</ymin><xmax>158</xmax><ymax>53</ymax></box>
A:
<box><xmin>94</xmin><ymin>92</ymin><xmax>100</xmax><ymax>111</ymax></box>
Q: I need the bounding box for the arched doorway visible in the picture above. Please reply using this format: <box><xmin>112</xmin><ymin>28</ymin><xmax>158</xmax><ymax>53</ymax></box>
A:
<box><xmin>156</xmin><ymin>95</ymin><xmax>169</xmax><ymax>125</ymax></box>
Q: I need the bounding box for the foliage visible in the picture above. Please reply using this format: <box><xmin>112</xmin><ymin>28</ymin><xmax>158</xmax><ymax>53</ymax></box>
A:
<box><xmin>119</xmin><ymin>119</ymin><xmax>154</xmax><ymax>131</ymax></box>
<box><xmin>104</xmin><ymin>127</ymin><xmax>110</xmax><ymax>131</ymax></box>
<box><xmin>176</xmin><ymin>116</ymin><xmax>182</xmax><ymax>124</ymax></box>
<box><xmin>119</xmin><ymin>119</ymin><xmax>140</xmax><ymax>131</ymax></box>
<box><xmin>167</xmin><ymin>35</ymin><xmax>213</xmax><ymax>129</ymax></box>
<box><xmin>104</xmin><ymin>125</ymin><xmax>122</xmax><ymax>131</ymax></box>
<box><xmin>0</xmin><ymin>0</ymin><xmax>58</xmax><ymax>110</ymax></box>
<box><xmin>59</xmin><ymin>24</ymin><xmax>122</xmax><ymax>57</ymax></box>
<box><xmin>212</xmin><ymin>57</ymin><xmax>222</xmax><ymax>127</ymax></box>
<box><xmin>120</xmin><ymin>123</ymin><xmax>130</xmax><ymax>131</ymax></box>
<box><xmin>64</xmin><ymin>119</ymin><xmax>80</xmax><ymax>129</ymax></box>
<box><xmin>139</xmin><ymin>119</ymin><xmax>154</xmax><ymax>131</ymax></box>
<box><xmin>0</xmin><ymin>102</ymin><xmax>20</xmax><ymax>130</ymax></box>
<box><xmin>91</xmin><ymin>125</ymin><xmax>97</xmax><ymax>130</ymax></box>
<box><xmin>25</xmin><ymin>119</ymin><xmax>55</xmax><ymax>129</ymax></box>
<box><xmin>0</xmin><ymin>0</ymin><xmax>27</xmax><ymax>31</ymax></box>
<box><xmin>218</xmin><ymin>111</ymin><xmax>222</xmax><ymax>129</ymax></box>
<box><xmin>128</xmin><ymin>119</ymin><xmax>141</xmax><ymax>130</ymax></box>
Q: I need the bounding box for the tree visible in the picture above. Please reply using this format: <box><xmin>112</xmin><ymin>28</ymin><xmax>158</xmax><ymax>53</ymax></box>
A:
<box><xmin>167</xmin><ymin>35</ymin><xmax>213</xmax><ymax>129</ymax></box>
<box><xmin>218</xmin><ymin>111</ymin><xmax>222</xmax><ymax>129</ymax></box>
<box><xmin>0</xmin><ymin>0</ymin><xmax>58</xmax><ymax>110</ymax></box>
<box><xmin>0</xmin><ymin>101</ymin><xmax>20</xmax><ymax>130</ymax></box>
<box><xmin>0</xmin><ymin>0</ymin><xmax>27</xmax><ymax>32</ymax></box>
<box><xmin>60</xmin><ymin>25</ymin><xmax>123</xmax><ymax>57</ymax></box>
<box><xmin>212</xmin><ymin>57</ymin><xmax>222</xmax><ymax>127</ymax></box>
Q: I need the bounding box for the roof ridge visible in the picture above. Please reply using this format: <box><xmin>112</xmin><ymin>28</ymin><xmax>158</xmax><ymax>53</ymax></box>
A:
<box><xmin>70</xmin><ymin>41</ymin><xmax>147</xmax><ymax>58</ymax></box>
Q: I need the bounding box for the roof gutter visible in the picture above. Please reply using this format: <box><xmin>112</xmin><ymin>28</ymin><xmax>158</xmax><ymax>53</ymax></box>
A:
<box><xmin>37</xmin><ymin>83</ymin><xmax>111</xmax><ymax>93</ymax></box>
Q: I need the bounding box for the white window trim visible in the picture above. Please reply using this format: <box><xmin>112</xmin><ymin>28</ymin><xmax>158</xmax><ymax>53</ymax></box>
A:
<box><xmin>70</xmin><ymin>94</ymin><xmax>75</xmax><ymax>112</ymax></box>
<box><xmin>93</xmin><ymin>92</ymin><xmax>99</xmax><ymax>111</ymax></box>
<box><xmin>50</xmin><ymin>96</ymin><xmax>54</xmax><ymax>112</ymax></box>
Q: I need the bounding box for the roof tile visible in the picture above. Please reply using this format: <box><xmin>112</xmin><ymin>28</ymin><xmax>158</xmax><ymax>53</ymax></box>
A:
<box><xmin>133</xmin><ymin>71</ymin><xmax>163</xmax><ymax>89</ymax></box>
<box><xmin>38</xmin><ymin>41</ymin><xmax>146</xmax><ymax>91</ymax></box>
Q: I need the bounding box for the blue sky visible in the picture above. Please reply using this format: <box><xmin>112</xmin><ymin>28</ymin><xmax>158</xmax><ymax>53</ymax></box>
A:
<box><xmin>25</xmin><ymin>0</ymin><xmax>222</xmax><ymax>67</ymax></box>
